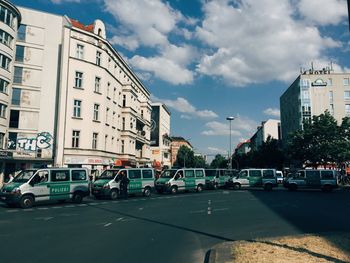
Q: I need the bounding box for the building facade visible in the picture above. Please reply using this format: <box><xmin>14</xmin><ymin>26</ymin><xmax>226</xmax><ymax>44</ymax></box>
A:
<box><xmin>170</xmin><ymin>136</ymin><xmax>192</xmax><ymax>166</ymax></box>
<box><xmin>250</xmin><ymin>119</ymin><xmax>281</xmax><ymax>151</ymax></box>
<box><xmin>150</xmin><ymin>103</ymin><xmax>171</xmax><ymax>170</ymax></box>
<box><xmin>280</xmin><ymin>66</ymin><xmax>350</xmax><ymax>145</ymax></box>
<box><xmin>234</xmin><ymin>140</ymin><xmax>250</xmax><ymax>156</ymax></box>
<box><xmin>0</xmin><ymin>3</ymin><xmax>152</xmax><ymax>182</ymax></box>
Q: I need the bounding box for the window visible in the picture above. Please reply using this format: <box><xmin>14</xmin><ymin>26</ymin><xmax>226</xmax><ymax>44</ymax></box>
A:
<box><xmin>72</xmin><ymin>170</ymin><xmax>87</xmax><ymax>181</ymax></box>
<box><xmin>51</xmin><ymin>170</ymin><xmax>69</xmax><ymax>182</ymax></box>
<box><xmin>73</xmin><ymin>99</ymin><xmax>81</xmax><ymax>118</ymax></box>
<box><xmin>11</xmin><ymin>88</ymin><xmax>21</xmax><ymax>105</ymax></box>
<box><xmin>0</xmin><ymin>29</ymin><xmax>13</xmax><ymax>48</ymax></box>
<box><xmin>94</xmin><ymin>77</ymin><xmax>101</xmax><ymax>93</ymax></box>
<box><xmin>0</xmin><ymin>6</ymin><xmax>14</xmax><ymax>28</ymax></box>
<box><xmin>329</xmin><ymin>104</ymin><xmax>334</xmax><ymax>115</ymax></box>
<box><xmin>92</xmin><ymin>133</ymin><xmax>98</xmax><ymax>149</ymax></box>
<box><xmin>113</xmin><ymin>88</ymin><xmax>116</xmax><ymax>101</ymax></box>
<box><xmin>0</xmin><ymin>132</ymin><xmax>4</xmax><ymax>149</ymax></box>
<box><xmin>106</xmin><ymin>107</ymin><xmax>109</xmax><ymax>124</ymax></box>
<box><xmin>123</xmin><ymin>94</ymin><xmax>126</xmax><ymax>107</ymax></box>
<box><xmin>329</xmin><ymin>91</ymin><xmax>333</xmax><ymax>102</ymax></box>
<box><xmin>122</xmin><ymin>117</ymin><xmax>125</xmax><ymax>130</ymax></box>
<box><xmin>328</xmin><ymin>78</ymin><xmax>333</xmax><ymax>86</ymax></box>
<box><xmin>321</xmin><ymin>171</ymin><xmax>335</xmax><ymax>180</ymax></box>
<box><xmin>142</xmin><ymin>169</ymin><xmax>153</xmax><ymax>179</ymax></box>
<box><xmin>346</xmin><ymin>104</ymin><xmax>350</xmax><ymax>115</ymax></box>
<box><xmin>13</xmin><ymin>67</ymin><xmax>22</xmax><ymax>84</ymax></box>
<box><xmin>76</xmin><ymin>44</ymin><xmax>84</xmax><ymax>59</ymax></box>
<box><xmin>239</xmin><ymin>170</ymin><xmax>248</xmax><ymax>178</ymax></box>
<box><xmin>185</xmin><ymin>170</ymin><xmax>194</xmax><ymax>178</ymax></box>
<box><xmin>104</xmin><ymin>135</ymin><xmax>108</xmax><ymax>150</ymax></box>
<box><xmin>195</xmin><ymin>170</ymin><xmax>204</xmax><ymax>178</ymax></box>
<box><xmin>72</xmin><ymin>130</ymin><xmax>80</xmax><ymax>148</ymax></box>
<box><xmin>129</xmin><ymin>169</ymin><xmax>141</xmax><ymax>179</ymax></box>
<box><xmin>107</xmin><ymin>82</ymin><xmax>110</xmax><ymax>98</ymax></box>
<box><xmin>8</xmin><ymin>132</ymin><xmax>17</xmax><ymax>149</ymax></box>
<box><xmin>93</xmin><ymin>104</ymin><xmax>99</xmax><ymax>121</ymax></box>
<box><xmin>344</xmin><ymin>78</ymin><xmax>349</xmax><ymax>86</ymax></box>
<box><xmin>0</xmin><ymin>103</ymin><xmax>7</xmax><ymax>118</ymax></box>
<box><xmin>75</xmin><ymin>71</ymin><xmax>83</xmax><ymax>88</ymax></box>
<box><xmin>96</xmin><ymin>51</ymin><xmax>101</xmax><ymax>66</ymax></box>
<box><xmin>0</xmin><ymin>78</ymin><xmax>9</xmax><ymax>93</ymax></box>
<box><xmin>15</xmin><ymin>45</ymin><xmax>24</xmax><ymax>62</ymax></box>
<box><xmin>9</xmin><ymin>110</ymin><xmax>19</xmax><ymax>128</ymax></box>
<box><xmin>17</xmin><ymin>24</ymin><xmax>26</xmax><ymax>41</ymax></box>
<box><xmin>141</xmin><ymin>110</ymin><xmax>143</xmax><ymax>118</ymax></box>
<box><xmin>0</xmin><ymin>53</ymin><xmax>11</xmax><ymax>70</ymax></box>
<box><xmin>130</xmin><ymin>119</ymin><xmax>133</xmax><ymax>129</ymax></box>
<box><xmin>345</xmin><ymin>91</ymin><xmax>350</xmax><ymax>100</ymax></box>
<box><xmin>112</xmin><ymin>111</ymin><xmax>116</xmax><ymax>127</ymax></box>
<box><xmin>262</xmin><ymin>169</ymin><xmax>274</xmax><ymax>178</ymax></box>
<box><xmin>249</xmin><ymin>170</ymin><xmax>262</xmax><ymax>177</ymax></box>
<box><xmin>121</xmin><ymin>140</ymin><xmax>124</xmax><ymax>153</ymax></box>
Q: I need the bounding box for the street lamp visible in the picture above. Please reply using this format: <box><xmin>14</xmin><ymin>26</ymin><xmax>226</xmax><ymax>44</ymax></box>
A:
<box><xmin>226</xmin><ymin>116</ymin><xmax>235</xmax><ymax>169</ymax></box>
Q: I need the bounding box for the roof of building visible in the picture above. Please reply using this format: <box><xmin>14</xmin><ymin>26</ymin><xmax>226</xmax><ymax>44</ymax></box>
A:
<box><xmin>170</xmin><ymin>136</ymin><xmax>193</xmax><ymax>148</ymax></box>
<box><xmin>69</xmin><ymin>18</ymin><xmax>94</xmax><ymax>32</ymax></box>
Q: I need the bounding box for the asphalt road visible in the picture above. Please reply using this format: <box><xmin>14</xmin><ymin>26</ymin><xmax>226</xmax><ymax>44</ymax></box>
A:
<box><xmin>0</xmin><ymin>187</ymin><xmax>350</xmax><ymax>263</ymax></box>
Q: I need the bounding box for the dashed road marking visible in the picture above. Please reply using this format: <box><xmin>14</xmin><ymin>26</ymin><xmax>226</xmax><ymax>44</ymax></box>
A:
<box><xmin>37</xmin><ymin>207</ymin><xmax>49</xmax><ymax>210</ymax></box>
<box><xmin>104</xmin><ymin>223</ymin><xmax>112</xmax><ymax>227</ymax></box>
<box><xmin>190</xmin><ymin>210</ymin><xmax>205</xmax><ymax>214</ymax></box>
<box><xmin>6</xmin><ymin>209</ymin><xmax>19</xmax><ymax>213</ymax></box>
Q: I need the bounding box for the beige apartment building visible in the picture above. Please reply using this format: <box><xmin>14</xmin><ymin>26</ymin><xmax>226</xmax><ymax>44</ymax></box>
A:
<box><xmin>250</xmin><ymin>119</ymin><xmax>281</xmax><ymax>151</ymax></box>
<box><xmin>0</xmin><ymin>3</ymin><xmax>152</xmax><ymax>181</ymax></box>
<box><xmin>280</xmin><ymin>66</ymin><xmax>350</xmax><ymax>145</ymax></box>
<box><xmin>170</xmin><ymin>137</ymin><xmax>192</xmax><ymax>166</ymax></box>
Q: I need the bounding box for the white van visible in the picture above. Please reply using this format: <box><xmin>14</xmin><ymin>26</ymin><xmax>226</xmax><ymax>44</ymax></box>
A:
<box><xmin>92</xmin><ymin>168</ymin><xmax>155</xmax><ymax>199</ymax></box>
<box><xmin>0</xmin><ymin>168</ymin><xmax>90</xmax><ymax>208</ymax></box>
<box><xmin>155</xmin><ymin>168</ymin><xmax>206</xmax><ymax>194</ymax></box>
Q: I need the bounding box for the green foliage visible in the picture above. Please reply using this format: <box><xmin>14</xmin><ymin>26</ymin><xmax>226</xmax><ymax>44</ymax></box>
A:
<box><xmin>174</xmin><ymin>145</ymin><xmax>195</xmax><ymax>168</ymax></box>
<box><xmin>210</xmin><ymin>154</ymin><xmax>228</xmax><ymax>168</ymax></box>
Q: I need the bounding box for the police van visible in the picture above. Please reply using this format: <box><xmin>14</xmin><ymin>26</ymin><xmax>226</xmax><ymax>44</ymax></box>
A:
<box><xmin>228</xmin><ymin>168</ymin><xmax>278</xmax><ymax>191</ymax></box>
<box><xmin>155</xmin><ymin>168</ymin><xmax>206</xmax><ymax>194</ymax></box>
<box><xmin>205</xmin><ymin>169</ymin><xmax>237</xmax><ymax>189</ymax></box>
<box><xmin>0</xmin><ymin>168</ymin><xmax>90</xmax><ymax>208</ymax></box>
<box><xmin>284</xmin><ymin>169</ymin><xmax>338</xmax><ymax>192</ymax></box>
<box><xmin>92</xmin><ymin>168</ymin><xmax>155</xmax><ymax>199</ymax></box>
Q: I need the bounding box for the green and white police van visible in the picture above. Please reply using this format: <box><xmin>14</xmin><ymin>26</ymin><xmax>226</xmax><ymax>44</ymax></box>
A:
<box><xmin>92</xmin><ymin>168</ymin><xmax>155</xmax><ymax>199</ymax></box>
<box><xmin>228</xmin><ymin>168</ymin><xmax>278</xmax><ymax>191</ymax></box>
<box><xmin>284</xmin><ymin>169</ymin><xmax>338</xmax><ymax>192</ymax></box>
<box><xmin>0</xmin><ymin>168</ymin><xmax>90</xmax><ymax>208</ymax></box>
<box><xmin>155</xmin><ymin>168</ymin><xmax>206</xmax><ymax>194</ymax></box>
<box><xmin>205</xmin><ymin>169</ymin><xmax>237</xmax><ymax>189</ymax></box>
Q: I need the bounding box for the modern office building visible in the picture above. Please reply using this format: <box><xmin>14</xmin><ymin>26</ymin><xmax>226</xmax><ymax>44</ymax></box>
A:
<box><xmin>150</xmin><ymin>103</ymin><xmax>171</xmax><ymax>170</ymax></box>
<box><xmin>250</xmin><ymin>119</ymin><xmax>281</xmax><ymax>151</ymax></box>
<box><xmin>0</xmin><ymin>2</ymin><xmax>152</xmax><ymax>183</ymax></box>
<box><xmin>280</xmin><ymin>66</ymin><xmax>350</xmax><ymax>145</ymax></box>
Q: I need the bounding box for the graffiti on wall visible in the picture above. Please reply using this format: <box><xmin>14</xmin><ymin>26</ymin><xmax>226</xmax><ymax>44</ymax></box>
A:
<box><xmin>15</xmin><ymin>132</ymin><xmax>53</xmax><ymax>151</ymax></box>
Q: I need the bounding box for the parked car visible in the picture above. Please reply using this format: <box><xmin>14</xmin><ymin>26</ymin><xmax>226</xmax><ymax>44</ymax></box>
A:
<box><xmin>276</xmin><ymin>170</ymin><xmax>284</xmax><ymax>184</ymax></box>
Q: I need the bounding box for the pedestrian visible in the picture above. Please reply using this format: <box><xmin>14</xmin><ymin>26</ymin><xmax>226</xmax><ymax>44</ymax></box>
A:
<box><xmin>119</xmin><ymin>171</ymin><xmax>129</xmax><ymax>198</ymax></box>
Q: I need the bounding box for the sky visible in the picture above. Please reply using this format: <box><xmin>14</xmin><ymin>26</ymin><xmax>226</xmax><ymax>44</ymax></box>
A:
<box><xmin>11</xmin><ymin>0</ymin><xmax>350</xmax><ymax>159</ymax></box>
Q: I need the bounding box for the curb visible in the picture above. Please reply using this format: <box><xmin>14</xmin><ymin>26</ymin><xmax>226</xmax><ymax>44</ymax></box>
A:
<box><xmin>207</xmin><ymin>242</ymin><xmax>235</xmax><ymax>263</ymax></box>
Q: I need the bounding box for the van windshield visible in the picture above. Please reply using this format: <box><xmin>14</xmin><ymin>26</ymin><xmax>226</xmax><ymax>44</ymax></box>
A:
<box><xmin>161</xmin><ymin>169</ymin><xmax>177</xmax><ymax>178</ymax></box>
<box><xmin>99</xmin><ymin>170</ymin><xmax>119</xmax><ymax>180</ymax></box>
<box><xmin>12</xmin><ymin>170</ymin><xmax>37</xmax><ymax>183</ymax></box>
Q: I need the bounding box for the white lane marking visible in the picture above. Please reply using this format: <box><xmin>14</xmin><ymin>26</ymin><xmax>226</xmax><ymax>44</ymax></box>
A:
<box><xmin>52</xmin><ymin>206</ymin><xmax>62</xmax><ymax>209</ymax></box>
<box><xmin>222</xmin><ymin>191</ymin><xmax>230</xmax><ymax>194</ymax></box>
<box><xmin>101</xmin><ymin>202</ymin><xmax>108</xmax><ymax>204</ymax></box>
<box><xmin>139</xmin><ymin>207</ymin><xmax>144</xmax><ymax>211</ymax></box>
<box><xmin>35</xmin><ymin>216</ymin><xmax>54</xmax><ymax>221</ymax></box>
<box><xmin>213</xmin><ymin>208</ymin><xmax>229</xmax><ymax>212</ymax></box>
<box><xmin>90</xmin><ymin>203</ymin><xmax>98</xmax><ymax>205</ymax></box>
<box><xmin>37</xmin><ymin>207</ymin><xmax>49</xmax><ymax>210</ymax></box>
<box><xmin>64</xmin><ymin>205</ymin><xmax>76</xmax><ymax>208</ymax></box>
<box><xmin>104</xmin><ymin>223</ymin><xmax>112</xmax><ymax>227</ymax></box>
<box><xmin>112</xmin><ymin>201</ymin><xmax>119</xmax><ymax>203</ymax></box>
<box><xmin>77</xmin><ymin>204</ymin><xmax>87</xmax><ymax>207</ymax></box>
<box><xmin>190</xmin><ymin>210</ymin><xmax>205</xmax><ymax>214</ymax></box>
<box><xmin>23</xmin><ymin>209</ymin><xmax>34</xmax><ymax>212</ymax></box>
<box><xmin>6</xmin><ymin>210</ymin><xmax>19</xmax><ymax>213</ymax></box>
<box><xmin>116</xmin><ymin>217</ymin><xmax>124</xmax><ymax>221</ymax></box>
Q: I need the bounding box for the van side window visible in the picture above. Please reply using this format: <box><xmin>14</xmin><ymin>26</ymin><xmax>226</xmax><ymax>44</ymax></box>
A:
<box><xmin>297</xmin><ymin>171</ymin><xmax>305</xmax><ymax>178</ymax></box>
<box><xmin>129</xmin><ymin>170</ymin><xmax>141</xmax><ymax>179</ymax></box>
<box><xmin>306</xmin><ymin>170</ymin><xmax>319</xmax><ymax>179</ymax></box>
<box><xmin>263</xmin><ymin>170</ymin><xmax>274</xmax><ymax>178</ymax></box>
<box><xmin>142</xmin><ymin>169</ymin><xmax>153</xmax><ymax>179</ymax></box>
<box><xmin>250</xmin><ymin>170</ymin><xmax>261</xmax><ymax>177</ymax></box>
<box><xmin>51</xmin><ymin>170</ymin><xmax>69</xmax><ymax>182</ymax></box>
<box><xmin>195</xmin><ymin>170</ymin><xmax>204</xmax><ymax>177</ymax></box>
<box><xmin>33</xmin><ymin>170</ymin><xmax>49</xmax><ymax>184</ymax></box>
<box><xmin>185</xmin><ymin>170</ymin><xmax>194</xmax><ymax>178</ymax></box>
<box><xmin>72</xmin><ymin>170</ymin><xmax>87</xmax><ymax>181</ymax></box>
<box><xmin>321</xmin><ymin>171</ymin><xmax>334</xmax><ymax>179</ymax></box>
<box><xmin>239</xmin><ymin>170</ymin><xmax>248</xmax><ymax>178</ymax></box>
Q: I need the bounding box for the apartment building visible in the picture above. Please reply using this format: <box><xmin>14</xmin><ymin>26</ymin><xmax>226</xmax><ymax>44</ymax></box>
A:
<box><xmin>250</xmin><ymin>119</ymin><xmax>281</xmax><ymax>151</ymax></box>
<box><xmin>0</xmin><ymin>2</ymin><xmax>152</xmax><ymax>180</ymax></box>
<box><xmin>170</xmin><ymin>136</ymin><xmax>192</xmax><ymax>166</ymax></box>
<box><xmin>150</xmin><ymin>103</ymin><xmax>171</xmax><ymax>169</ymax></box>
<box><xmin>280</xmin><ymin>66</ymin><xmax>350</xmax><ymax>145</ymax></box>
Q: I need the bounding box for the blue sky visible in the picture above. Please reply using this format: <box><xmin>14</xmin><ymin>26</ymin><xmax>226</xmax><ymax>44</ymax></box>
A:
<box><xmin>12</xmin><ymin>0</ymin><xmax>350</xmax><ymax>158</ymax></box>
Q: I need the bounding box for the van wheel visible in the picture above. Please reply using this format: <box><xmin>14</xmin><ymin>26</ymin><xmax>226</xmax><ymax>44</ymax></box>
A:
<box><xmin>171</xmin><ymin>186</ymin><xmax>178</xmax><ymax>194</ymax></box>
<box><xmin>197</xmin><ymin>184</ymin><xmax>203</xmax><ymax>193</ymax></box>
<box><xmin>143</xmin><ymin>187</ymin><xmax>151</xmax><ymax>197</ymax></box>
<box><xmin>264</xmin><ymin>184</ymin><xmax>273</xmax><ymax>191</ymax></box>
<box><xmin>233</xmin><ymin>183</ymin><xmax>241</xmax><ymax>190</ymax></box>
<box><xmin>72</xmin><ymin>192</ymin><xmax>83</xmax><ymax>204</ymax></box>
<box><xmin>20</xmin><ymin>195</ymin><xmax>34</xmax><ymax>209</ymax></box>
<box><xmin>110</xmin><ymin>189</ymin><xmax>119</xmax><ymax>200</ymax></box>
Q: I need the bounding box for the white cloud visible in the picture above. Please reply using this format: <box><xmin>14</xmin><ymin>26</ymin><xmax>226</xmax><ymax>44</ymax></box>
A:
<box><xmin>298</xmin><ymin>0</ymin><xmax>348</xmax><ymax>26</ymax></box>
<box><xmin>201</xmin><ymin>116</ymin><xmax>258</xmax><ymax>137</ymax></box>
<box><xmin>50</xmin><ymin>0</ymin><xmax>80</xmax><ymax>3</ymax></box>
<box><xmin>207</xmin><ymin>147</ymin><xmax>227</xmax><ymax>154</ymax></box>
<box><xmin>263</xmin><ymin>108</ymin><xmax>280</xmax><ymax>117</ymax></box>
<box><xmin>151</xmin><ymin>96</ymin><xmax>218</xmax><ymax>119</ymax></box>
<box><xmin>195</xmin><ymin>0</ymin><xmax>343</xmax><ymax>86</ymax></box>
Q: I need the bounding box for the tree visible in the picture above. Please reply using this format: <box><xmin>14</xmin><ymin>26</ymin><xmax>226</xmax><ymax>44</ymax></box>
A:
<box><xmin>210</xmin><ymin>154</ymin><xmax>228</xmax><ymax>168</ymax></box>
<box><xmin>193</xmin><ymin>155</ymin><xmax>207</xmax><ymax>168</ymax></box>
<box><xmin>174</xmin><ymin>145</ymin><xmax>195</xmax><ymax>168</ymax></box>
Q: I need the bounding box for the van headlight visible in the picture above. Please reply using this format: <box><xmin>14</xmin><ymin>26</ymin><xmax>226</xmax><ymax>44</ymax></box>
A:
<box><xmin>11</xmin><ymin>188</ymin><xmax>21</xmax><ymax>195</ymax></box>
<box><xmin>103</xmin><ymin>183</ymin><xmax>110</xmax><ymax>189</ymax></box>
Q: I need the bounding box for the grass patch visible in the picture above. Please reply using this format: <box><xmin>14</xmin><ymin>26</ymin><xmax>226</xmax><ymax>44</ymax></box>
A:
<box><xmin>230</xmin><ymin>233</ymin><xmax>350</xmax><ymax>263</ymax></box>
